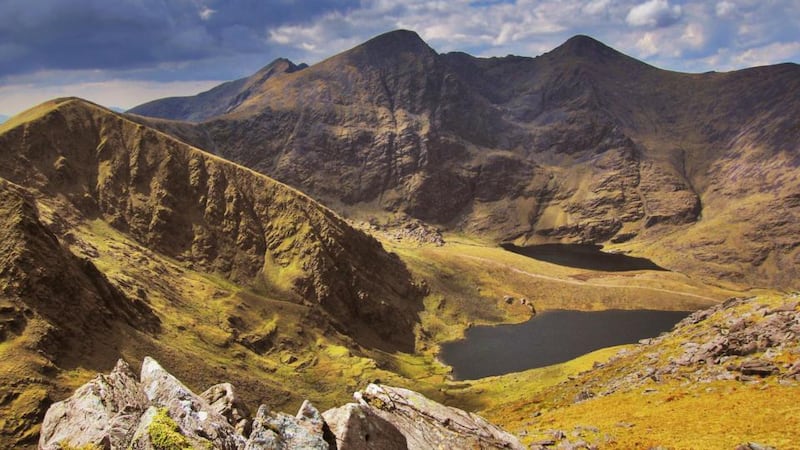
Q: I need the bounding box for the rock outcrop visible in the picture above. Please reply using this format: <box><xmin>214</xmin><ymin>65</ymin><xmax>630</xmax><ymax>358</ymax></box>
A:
<box><xmin>38</xmin><ymin>360</ymin><xmax>147</xmax><ymax>449</ymax></box>
<box><xmin>41</xmin><ymin>358</ymin><xmax>245</xmax><ymax>450</ymax></box>
<box><xmin>40</xmin><ymin>357</ymin><xmax>521</xmax><ymax>450</ymax></box>
<box><xmin>201</xmin><ymin>383</ymin><xmax>251</xmax><ymax>436</ymax></box>
<box><xmin>246</xmin><ymin>401</ymin><xmax>331</xmax><ymax>450</ymax></box>
<box><xmin>323</xmin><ymin>384</ymin><xmax>524</xmax><ymax>450</ymax></box>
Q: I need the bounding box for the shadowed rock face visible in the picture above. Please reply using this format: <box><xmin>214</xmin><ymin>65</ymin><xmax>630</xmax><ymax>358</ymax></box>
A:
<box><xmin>0</xmin><ymin>178</ymin><xmax>161</xmax><ymax>449</ymax></box>
<box><xmin>0</xmin><ymin>98</ymin><xmax>423</xmax><ymax>352</ymax></box>
<box><xmin>130</xmin><ymin>30</ymin><xmax>800</xmax><ymax>288</ymax></box>
<box><xmin>0</xmin><ymin>97</ymin><xmax>425</xmax><ymax>448</ymax></box>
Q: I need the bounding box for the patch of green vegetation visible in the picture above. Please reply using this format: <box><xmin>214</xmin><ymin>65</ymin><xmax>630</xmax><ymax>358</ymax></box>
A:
<box><xmin>147</xmin><ymin>408</ymin><xmax>195</xmax><ymax>450</ymax></box>
<box><xmin>58</xmin><ymin>441</ymin><xmax>102</xmax><ymax>450</ymax></box>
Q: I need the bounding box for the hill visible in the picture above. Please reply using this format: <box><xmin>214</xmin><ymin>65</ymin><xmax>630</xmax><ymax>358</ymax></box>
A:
<box><xmin>129</xmin><ymin>30</ymin><xmax>800</xmax><ymax>289</ymax></box>
<box><xmin>0</xmin><ymin>98</ymin><xmax>424</xmax><ymax>447</ymax></box>
<box><xmin>450</xmin><ymin>294</ymin><xmax>800</xmax><ymax>448</ymax></box>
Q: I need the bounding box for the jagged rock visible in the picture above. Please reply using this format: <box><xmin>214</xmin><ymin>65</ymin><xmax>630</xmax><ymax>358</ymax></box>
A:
<box><xmin>735</xmin><ymin>443</ymin><xmax>777</xmax><ymax>450</ymax></box>
<box><xmin>40</xmin><ymin>358</ymin><xmax>526</xmax><ymax>450</ymax></box>
<box><xmin>139</xmin><ymin>357</ymin><xmax>245</xmax><ymax>450</ymax></box>
<box><xmin>201</xmin><ymin>383</ymin><xmax>252</xmax><ymax>436</ymax></box>
<box><xmin>39</xmin><ymin>359</ymin><xmax>147</xmax><ymax>449</ymax></box>
<box><xmin>551</xmin><ymin>430</ymin><xmax>567</xmax><ymax>440</ymax></box>
<box><xmin>574</xmin><ymin>389</ymin><xmax>595</xmax><ymax>403</ymax></box>
<box><xmin>323</xmin><ymin>402</ymin><xmax>408</xmax><ymax>450</ymax></box>
<box><xmin>245</xmin><ymin>401</ymin><xmax>329</xmax><ymax>450</ymax></box>
<box><xmin>731</xmin><ymin>360</ymin><xmax>779</xmax><ymax>377</ymax></box>
<box><xmin>352</xmin><ymin>384</ymin><xmax>525</xmax><ymax>449</ymax></box>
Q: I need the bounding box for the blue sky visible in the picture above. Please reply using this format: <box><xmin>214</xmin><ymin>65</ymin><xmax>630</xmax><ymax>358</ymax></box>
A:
<box><xmin>1</xmin><ymin>0</ymin><xmax>798</xmax><ymax>117</ymax></box>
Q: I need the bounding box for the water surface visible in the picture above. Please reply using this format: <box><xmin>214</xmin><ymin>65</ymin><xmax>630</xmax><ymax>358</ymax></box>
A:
<box><xmin>440</xmin><ymin>309</ymin><xmax>688</xmax><ymax>380</ymax></box>
<box><xmin>500</xmin><ymin>243</ymin><xmax>666</xmax><ymax>272</ymax></box>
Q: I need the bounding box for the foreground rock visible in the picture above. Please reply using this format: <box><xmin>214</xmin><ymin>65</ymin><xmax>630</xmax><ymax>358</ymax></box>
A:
<box><xmin>38</xmin><ymin>360</ymin><xmax>147</xmax><ymax>449</ymax></box>
<box><xmin>40</xmin><ymin>357</ymin><xmax>520</xmax><ymax>450</ymax></box>
<box><xmin>323</xmin><ymin>384</ymin><xmax>524</xmax><ymax>450</ymax></box>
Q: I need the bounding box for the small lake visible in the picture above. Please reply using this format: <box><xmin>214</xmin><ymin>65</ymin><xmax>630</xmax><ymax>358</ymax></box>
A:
<box><xmin>500</xmin><ymin>243</ymin><xmax>666</xmax><ymax>272</ymax></box>
<box><xmin>440</xmin><ymin>309</ymin><xmax>688</xmax><ymax>380</ymax></box>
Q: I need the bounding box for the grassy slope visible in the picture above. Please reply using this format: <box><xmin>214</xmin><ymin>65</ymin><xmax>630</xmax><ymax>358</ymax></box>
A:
<box><xmin>447</xmin><ymin>294</ymin><xmax>800</xmax><ymax>448</ymax></box>
<box><xmin>381</xmin><ymin>234</ymin><xmax>800</xmax><ymax>448</ymax></box>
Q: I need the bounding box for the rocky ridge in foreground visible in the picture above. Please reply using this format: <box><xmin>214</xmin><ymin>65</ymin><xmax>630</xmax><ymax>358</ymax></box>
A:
<box><xmin>40</xmin><ymin>357</ymin><xmax>522</xmax><ymax>450</ymax></box>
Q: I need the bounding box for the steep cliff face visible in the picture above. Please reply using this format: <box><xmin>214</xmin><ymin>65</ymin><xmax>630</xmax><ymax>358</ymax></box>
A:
<box><xmin>0</xmin><ymin>98</ymin><xmax>422</xmax><ymax>351</ymax></box>
<box><xmin>0</xmin><ymin>98</ymin><xmax>425</xmax><ymax>447</ymax></box>
<box><xmin>0</xmin><ymin>178</ymin><xmax>159</xmax><ymax>447</ymax></box>
<box><xmin>129</xmin><ymin>30</ymin><xmax>800</xmax><ymax>288</ymax></box>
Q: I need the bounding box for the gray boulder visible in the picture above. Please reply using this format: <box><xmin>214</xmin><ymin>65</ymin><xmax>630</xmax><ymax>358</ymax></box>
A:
<box><xmin>323</xmin><ymin>402</ymin><xmax>407</xmax><ymax>450</ymax></box>
<box><xmin>39</xmin><ymin>359</ymin><xmax>147</xmax><ymax>450</ymax></box>
<box><xmin>139</xmin><ymin>356</ymin><xmax>245</xmax><ymax>450</ymax></box>
<box><xmin>245</xmin><ymin>400</ymin><xmax>330</xmax><ymax>450</ymax></box>
<box><xmin>202</xmin><ymin>382</ymin><xmax>252</xmax><ymax>436</ymax></box>
<box><xmin>324</xmin><ymin>384</ymin><xmax>524</xmax><ymax>450</ymax></box>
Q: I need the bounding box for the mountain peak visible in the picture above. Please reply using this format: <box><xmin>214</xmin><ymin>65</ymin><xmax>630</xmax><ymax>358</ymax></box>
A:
<box><xmin>253</xmin><ymin>57</ymin><xmax>304</xmax><ymax>77</ymax></box>
<box><xmin>548</xmin><ymin>34</ymin><xmax>625</xmax><ymax>61</ymax></box>
<box><xmin>349</xmin><ymin>29</ymin><xmax>436</xmax><ymax>59</ymax></box>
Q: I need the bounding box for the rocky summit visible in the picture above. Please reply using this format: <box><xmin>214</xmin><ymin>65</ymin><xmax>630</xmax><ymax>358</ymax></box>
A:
<box><xmin>129</xmin><ymin>30</ymin><xmax>800</xmax><ymax>289</ymax></box>
<box><xmin>40</xmin><ymin>356</ymin><xmax>523</xmax><ymax>450</ymax></box>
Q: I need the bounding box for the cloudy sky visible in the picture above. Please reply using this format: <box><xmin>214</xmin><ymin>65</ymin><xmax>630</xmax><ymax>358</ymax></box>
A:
<box><xmin>1</xmin><ymin>0</ymin><xmax>799</xmax><ymax>117</ymax></box>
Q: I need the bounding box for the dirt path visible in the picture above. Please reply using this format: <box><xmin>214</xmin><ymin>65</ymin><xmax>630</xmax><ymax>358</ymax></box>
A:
<box><xmin>460</xmin><ymin>254</ymin><xmax>721</xmax><ymax>303</ymax></box>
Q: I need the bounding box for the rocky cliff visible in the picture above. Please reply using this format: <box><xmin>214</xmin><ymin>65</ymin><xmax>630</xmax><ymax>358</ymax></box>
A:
<box><xmin>40</xmin><ymin>357</ymin><xmax>523</xmax><ymax>450</ymax></box>
<box><xmin>129</xmin><ymin>30</ymin><xmax>800</xmax><ymax>288</ymax></box>
<box><xmin>0</xmin><ymin>98</ymin><xmax>424</xmax><ymax>448</ymax></box>
<box><xmin>0</xmin><ymin>98</ymin><xmax>422</xmax><ymax>351</ymax></box>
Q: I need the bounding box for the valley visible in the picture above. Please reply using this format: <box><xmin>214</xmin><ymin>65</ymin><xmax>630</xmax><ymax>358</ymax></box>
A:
<box><xmin>0</xmin><ymin>29</ymin><xmax>798</xmax><ymax>449</ymax></box>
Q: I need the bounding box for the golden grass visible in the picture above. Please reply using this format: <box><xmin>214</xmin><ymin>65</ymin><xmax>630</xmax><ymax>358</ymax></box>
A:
<box><xmin>520</xmin><ymin>380</ymin><xmax>800</xmax><ymax>449</ymax></box>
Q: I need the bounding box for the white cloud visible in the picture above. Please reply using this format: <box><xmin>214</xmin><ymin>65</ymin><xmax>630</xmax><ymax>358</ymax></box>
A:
<box><xmin>635</xmin><ymin>32</ymin><xmax>660</xmax><ymax>57</ymax></box>
<box><xmin>199</xmin><ymin>7</ymin><xmax>216</xmax><ymax>21</ymax></box>
<box><xmin>582</xmin><ymin>0</ymin><xmax>611</xmax><ymax>16</ymax></box>
<box><xmin>715</xmin><ymin>1</ymin><xmax>736</xmax><ymax>17</ymax></box>
<box><xmin>626</xmin><ymin>0</ymin><xmax>682</xmax><ymax>27</ymax></box>
<box><xmin>733</xmin><ymin>41</ymin><xmax>800</xmax><ymax>67</ymax></box>
<box><xmin>0</xmin><ymin>78</ymin><xmax>224</xmax><ymax>117</ymax></box>
<box><xmin>681</xmin><ymin>23</ymin><xmax>706</xmax><ymax>49</ymax></box>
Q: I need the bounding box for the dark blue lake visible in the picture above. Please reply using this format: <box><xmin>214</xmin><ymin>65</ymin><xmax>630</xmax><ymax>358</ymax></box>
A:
<box><xmin>500</xmin><ymin>243</ymin><xmax>666</xmax><ymax>272</ymax></box>
<box><xmin>440</xmin><ymin>309</ymin><xmax>688</xmax><ymax>380</ymax></box>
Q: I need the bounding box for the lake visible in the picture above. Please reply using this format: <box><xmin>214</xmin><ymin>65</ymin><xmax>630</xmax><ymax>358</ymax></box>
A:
<box><xmin>500</xmin><ymin>243</ymin><xmax>666</xmax><ymax>272</ymax></box>
<box><xmin>440</xmin><ymin>309</ymin><xmax>688</xmax><ymax>380</ymax></box>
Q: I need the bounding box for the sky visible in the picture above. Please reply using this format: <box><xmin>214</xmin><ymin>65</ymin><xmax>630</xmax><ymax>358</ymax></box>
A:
<box><xmin>1</xmin><ymin>0</ymin><xmax>799</xmax><ymax>117</ymax></box>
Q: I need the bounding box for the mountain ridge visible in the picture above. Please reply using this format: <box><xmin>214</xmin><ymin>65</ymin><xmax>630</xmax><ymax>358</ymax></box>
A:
<box><xmin>128</xmin><ymin>31</ymin><xmax>800</xmax><ymax>289</ymax></box>
<box><xmin>0</xmin><ymin>97</ymin><xmax>426</xmax><ymax>447</ymax></box>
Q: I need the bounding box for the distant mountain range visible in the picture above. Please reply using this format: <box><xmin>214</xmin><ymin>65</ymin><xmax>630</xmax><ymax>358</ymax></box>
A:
<box><xmin>129</xmin><ymin>30</ymin><xmax>800</xmax><ymax>289</ymax></box>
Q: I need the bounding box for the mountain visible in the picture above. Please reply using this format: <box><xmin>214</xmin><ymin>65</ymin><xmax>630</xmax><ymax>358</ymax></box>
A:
<box><xmin>0</xmin><ymin>114</ymin><xmax>8</xmax><ymax>123</ymax></box>
<box><xmin>130</xmin><ymin>58</ymin><xmax>308</xmax><ymax>122</ymax></box>
<box><xmin>0</xmin><ymin>98</ymin><xmax>423</xmax><ymax>447</ymax></box>
<box><xmin>129</xmin><ymin>30</ymin><xmax>800</xmax><ymax>289</ymax></box>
